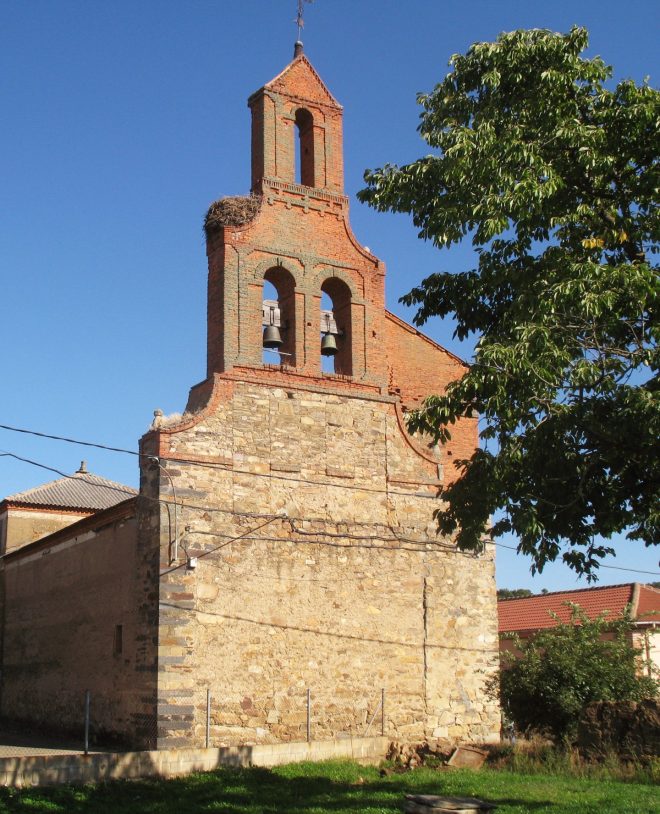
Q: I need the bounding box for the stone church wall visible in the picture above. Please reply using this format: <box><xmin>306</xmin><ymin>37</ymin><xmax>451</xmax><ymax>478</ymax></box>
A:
<box><xmin>142</xmin><ymin>379</ymin><xmax>500</xmax><ymax>748</ymax></box>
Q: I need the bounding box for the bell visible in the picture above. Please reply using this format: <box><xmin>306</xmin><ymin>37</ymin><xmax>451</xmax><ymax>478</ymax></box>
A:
<box><xmin>263</xmin><ymin>325</ymin><xmax>283</xmax><ymax>349</ymax></box>
<box><xmin>321</xmin><ymin>332</ymin><xmax>338</xmax><ymax>356</ymax></box>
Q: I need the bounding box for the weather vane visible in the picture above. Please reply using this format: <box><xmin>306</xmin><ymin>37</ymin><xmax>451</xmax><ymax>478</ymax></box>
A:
<box><xmin>296</xmin><ymin>0</ymin><xmax>313</xmax><ymax>43</ymax></box>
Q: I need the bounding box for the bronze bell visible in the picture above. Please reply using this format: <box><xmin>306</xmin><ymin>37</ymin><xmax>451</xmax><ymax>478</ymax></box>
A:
<box><xmin>321</xmin><ymin>332</ymin><xmax>338</xmax><ymax>356</ymax></box>
<box><xmin>263</xmin><ymin>325</ymin><xmax>283</xmax><ymax>349</ymax></box>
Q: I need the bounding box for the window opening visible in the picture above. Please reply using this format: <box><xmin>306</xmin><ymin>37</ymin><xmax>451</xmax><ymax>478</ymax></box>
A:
<box><xmin>295</xmin><ymin>108</ymin><xmax>314</xmax><ymax>187</ymax></box>
<box><xmin>262</xmin><ymin>280</ymin><xmax>281</xmax><ymax>364</ymax></box>
<box><xmin>113</xmin><ymin>624</ymin><xmax>123</xmax><ymax>656</ymax></box>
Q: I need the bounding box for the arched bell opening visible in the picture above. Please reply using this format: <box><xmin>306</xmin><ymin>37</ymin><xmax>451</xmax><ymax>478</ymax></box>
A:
<box><xmin>320</xmin><ymin>291</ymin><xmax>336</xmax><ymax>373</ymax></box>
<box><xmin>320</xmin><ymin>277</ymin><xmax>352</xmax><ymax>376</ymax></box>
<box><xmin>262</xmin><ymin>267</ymin><xmax>296</xmax><ymax>366</ymax></box>
<box><xmin>295</xmin><ymin>108</ymin><xmax>315</xmax><ymax>187</ymax></box>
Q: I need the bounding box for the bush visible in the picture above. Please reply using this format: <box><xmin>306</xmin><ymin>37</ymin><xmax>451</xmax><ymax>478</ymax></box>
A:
<box><xmin>499</xmin><ymin>604</ymin><xmax>658</xmax><ymax>742</ymax></box>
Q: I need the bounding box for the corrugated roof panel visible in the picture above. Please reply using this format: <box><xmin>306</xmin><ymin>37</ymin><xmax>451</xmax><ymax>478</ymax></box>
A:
<box><xmin>5</xmin><ymin>471</ymin><xmax>137</xmax><ymax>511</ymax></box>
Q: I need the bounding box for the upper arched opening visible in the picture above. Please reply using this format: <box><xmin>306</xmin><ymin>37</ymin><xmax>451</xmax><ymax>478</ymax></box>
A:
<box><xmin>295</xmin><ymin>108</ymin><xmax>315</xmax><ymax>187</ymax></box>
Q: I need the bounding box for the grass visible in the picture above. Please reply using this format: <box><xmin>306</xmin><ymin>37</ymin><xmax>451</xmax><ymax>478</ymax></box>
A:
<box><xmin>0</xmin><ymin>759</ymin><xmax>657</xmax><ymax>813</ymax></box>
<box><xmin>489</xmin><ymin>741</ymin><xmax>660</xmax><ymax>784</ymax></box>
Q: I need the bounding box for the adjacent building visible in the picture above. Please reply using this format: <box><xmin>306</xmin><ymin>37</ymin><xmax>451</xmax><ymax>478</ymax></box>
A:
<box><xmin>0</xmin><ymin>462</ymin><xmax>135</xmax><ymax>556</ymax></box>
<box><xmin>499</xmin><ymin>583</ymin><xmax>660</xmax><ymax>676</ymax></box>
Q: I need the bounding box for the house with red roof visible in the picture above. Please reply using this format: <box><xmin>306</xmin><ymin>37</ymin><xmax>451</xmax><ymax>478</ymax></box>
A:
<box><xmin>498</xmin><ymin>583</ymin><xmax>660</xmax><ymax>677</ymax></box>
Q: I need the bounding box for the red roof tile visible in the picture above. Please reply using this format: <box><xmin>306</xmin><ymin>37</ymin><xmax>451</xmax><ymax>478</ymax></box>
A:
<box><xmin>637</xmin><ymin>584</ymin><xmax>660</xmax><ymax>623</ymax></box>
<box><xmin>497</xmin><ymin>583</ymin><xmax>660</xmax><ymax>633</ymax></box>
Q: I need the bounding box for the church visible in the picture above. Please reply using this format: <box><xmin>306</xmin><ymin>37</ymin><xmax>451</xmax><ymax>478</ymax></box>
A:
<box><xmin>0</xmin><ymin>45</ymin><xmax>500</xmax><ymax>750</ymax></box>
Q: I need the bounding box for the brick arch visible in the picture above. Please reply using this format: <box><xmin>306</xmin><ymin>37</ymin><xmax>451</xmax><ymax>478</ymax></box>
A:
<box><xmin>310</xmin><ymin>266</ymin><xmax>362</xmax><ymax>302</ymax></box>
<box><xmin>319</xmin><ymin>275</ymin><xmax>353</xmax><ymax>376</ymax></box>
<box><xmin>262</xmin><ymin>265</ymin><xmax>298</xmax><ymax>366</ymax></box>
<box><xmin>251</xmin><ymin>257</ymin><xmax>303</xmax><ymax>286</ymax></box>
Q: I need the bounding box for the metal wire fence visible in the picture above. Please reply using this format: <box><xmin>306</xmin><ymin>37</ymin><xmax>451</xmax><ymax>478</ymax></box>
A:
<box><xmin>0</xmin><ymin>686</ymin><xmax>387</xmax><ymax>755</ymax></box>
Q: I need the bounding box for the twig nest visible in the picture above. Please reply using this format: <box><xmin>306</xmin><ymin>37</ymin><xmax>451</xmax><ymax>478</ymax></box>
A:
<box><xmin>204</xmin><ymin>195</ymin><xmax>261</xmax><ymax>236</ymax></box>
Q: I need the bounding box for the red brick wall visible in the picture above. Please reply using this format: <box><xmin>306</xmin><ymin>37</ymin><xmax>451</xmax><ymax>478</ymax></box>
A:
<box><xmin>205</xmin><ymin>52</ymin><xmax>477</xmax><ymax>487</ymax></box>
<box><xmin>384</xmin><ymin>312</ymin><xmax>478</xmax><ymax>485</ymax></box>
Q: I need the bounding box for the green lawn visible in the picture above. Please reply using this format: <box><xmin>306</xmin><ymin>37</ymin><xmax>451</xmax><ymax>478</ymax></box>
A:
<box><xmin>0</xmin><ymin>759</ymin><xmax>657</xmax><ymax>813</ymax></box>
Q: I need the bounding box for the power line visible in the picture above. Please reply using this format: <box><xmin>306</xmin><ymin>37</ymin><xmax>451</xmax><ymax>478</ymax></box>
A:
<box><xmin>492</xmin><ymin>536</ymin><xmax>660</xmax><ymax>575</ymax></box>
<box><xmin>0</xmin><ymin>449</ymin><xmax>257</xmax><ymax>518</ymax></box>
<box><xmin>180</xmin><ymin>529</ymin><xmax>658</xmax><ymax>576</ymax></box>
<box><xmin>0</xmin><ymin>442</ymin><xmax>439</xmax><ymax>528</ymax></box>
<box><xmin>0</xmin><ymin>424</ymin><xmax>138</xmax><ymax>456</ymax></box>
<box><xmin>0</xmin><ymin>451</ymin><xmax>138</xmax><ymax>500</ymax></box>
<box><xmin>160</xmin><ymin>516</ymin><xmax>282</xmax><ymax>576</ymax></box>
<box><xmin>0</xmin><ymin>445</ymin><xmax>471</xmax><ymax>557</ymax></box>
<box><xmin>3</xmin><ymin>438</ymin><xmax>658</xmax><ymax>579</ymax></box>
<box><xmin>590</xmin><ymin>563</ymin><xmax>660</xmax><ymax>577</ymax></box>
<box><xmin>183</xmin><ymin>528</ymin><xmax>473</xmax><ymax>557</ymax></box>
<box><xmin>0</xmin><ymin>421</ymin><xmax>441</xmax><ymax>500</ymax></box>
<box><xmin>157</xmin><ymin>601</ymin><xmax>496</xmax><ymax>655</ymax></box>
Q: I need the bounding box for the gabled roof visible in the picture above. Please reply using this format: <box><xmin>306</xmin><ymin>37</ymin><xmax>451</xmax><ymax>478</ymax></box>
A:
<box><xmin>385</xmin><ymin>310</ymin><xmax>469</xmax><ymax>368</ymax></box>
<box><xmin>256</xmin><ymin>53</ymin><xmax>341</xmax><ymax>109</ymax></box>
<box><xmin>637</xmin><ymin>584</ymin><xmax>660</xmax><ymax>623</ymax></box>
<box><xmin>3</xmin><ymin>463</ymin><xmax>137</xmax><ymax>513</ymax></box>
<box><xmin>498</xmin><ymin>583</ymin><xmax>660</xmax><ymax>633</ymax></box>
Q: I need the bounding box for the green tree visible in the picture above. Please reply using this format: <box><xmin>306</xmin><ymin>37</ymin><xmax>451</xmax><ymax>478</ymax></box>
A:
<box><xmin>499</xmin><ymin>605</ymin><xmax>658</xmax><ymax>741</ymax></box>
<box><xmin>497</xmin><ymin>588</ymin><xmax>534</xmax><ymax>600</ymax></box>
<box><xmin>359</xmin><ymin>27</ymin><xmax>659</xmax><ymax>576</ymax></box>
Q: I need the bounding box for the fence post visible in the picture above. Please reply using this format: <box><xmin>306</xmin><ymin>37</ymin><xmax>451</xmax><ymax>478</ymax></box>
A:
<box><xmin>381</xmin><ymin>688</ymin><xmax>385</xmax><ymax>736</ymax></box>
<box><xmin>306</xmin><ymin>688</ymin><xmax>311</xmax><ymax>743</ymax></box>
<box><xmin>206</xmin><ymin>689</ymin><xmax>211</xmax><ymax>748</ymax></box>
<box><xmin>84</xmin><ymin>690</ymin><xmax>91</xmax><ymax>755</ymax></box>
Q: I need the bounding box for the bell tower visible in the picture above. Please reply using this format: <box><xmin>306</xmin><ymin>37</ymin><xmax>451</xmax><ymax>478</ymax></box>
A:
<box><xmin>202</xmin><ymin>45</ymin><xmax>387</xmax><ymax>391</ymax></box>
<box><xmin>248</xmin><ymin>51</ymin><xmax>345</xmax><ymax>195</ymax></box>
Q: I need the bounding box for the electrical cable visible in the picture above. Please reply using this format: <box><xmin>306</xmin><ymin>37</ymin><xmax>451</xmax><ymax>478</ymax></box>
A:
<box><xmin>0</xmin><ymin>421</ymin><xmax>441</xmax><ymax>500</ymax></box>
<box><xmin>0</xmin><ymin>451</ymin><xmax>138</xmax><ymax>500</ymax></box>
<box><xmin>159</xmin><ymin>516</ymin><xmax>283</xmax><ymax>576</ymax></box>
<box><xmin>0</xmin><ymin>424</ymin><xmax>138</xmax><ymax>456</ymax></box>
<box><xmin>2</xmin><ymin>444</ymin><xmax>658</xmax><ymax>578</ymax></box>
<box><xmin>0</xmin><ymin>446</ymin><xmax>436</xmax><ymax>527</ymax></box>
<box><xmin>156</xmin><ymin>600</ymin><xmax>496</xmax><ymax>655</ymax></box>
<box><xmin>178</xmin><ymin>529</ymin><xmax>659</xmax><ymax>575</ymax></box>
<box><xmin>184</xmin><ymin>529</ymin><xmax>464</xmax><ymax>556</ymax></box>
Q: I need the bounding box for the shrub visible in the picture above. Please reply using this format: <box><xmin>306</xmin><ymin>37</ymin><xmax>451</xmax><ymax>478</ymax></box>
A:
<box><xmin>499</xmin><ymin>604</ymin><xmax>658</xmax><ymax>742</ymax></box>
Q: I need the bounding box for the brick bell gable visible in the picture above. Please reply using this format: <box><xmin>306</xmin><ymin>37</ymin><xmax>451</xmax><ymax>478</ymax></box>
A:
<box><xmin>135</xmin><ymin>48</ymin><xmax>499</xmax><ymax>750</ymax></box>
<box><xmin>203</xmin><ymin>49</ymin><xmax>387</xmax><ymax>390</ymax></box>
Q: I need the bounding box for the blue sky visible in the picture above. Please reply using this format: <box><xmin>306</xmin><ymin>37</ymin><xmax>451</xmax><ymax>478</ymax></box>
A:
<box><xmin>1</xmin><ymin>1</ymin><xmax>658</xmax><ymax>591</ymax></box>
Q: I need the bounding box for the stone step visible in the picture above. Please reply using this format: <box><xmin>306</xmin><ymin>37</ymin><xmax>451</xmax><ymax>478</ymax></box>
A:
<box><xmin>404</xmin><ymin>794</ymin><xmax>496</xmax><ymax>813</ymax></box>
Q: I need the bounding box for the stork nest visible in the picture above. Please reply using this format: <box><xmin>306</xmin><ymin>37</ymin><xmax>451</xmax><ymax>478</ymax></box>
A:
<box><xmin>204</xmin><ymin>195</ymin><xmax>261</xmax><ymax>236</ymax></box>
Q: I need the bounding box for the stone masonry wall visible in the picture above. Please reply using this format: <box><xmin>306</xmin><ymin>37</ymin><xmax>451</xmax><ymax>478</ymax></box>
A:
<box><xmin>142</xmin><ymin>379</ymin><xmax>500</xmax><ymax>749</ymax></box>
